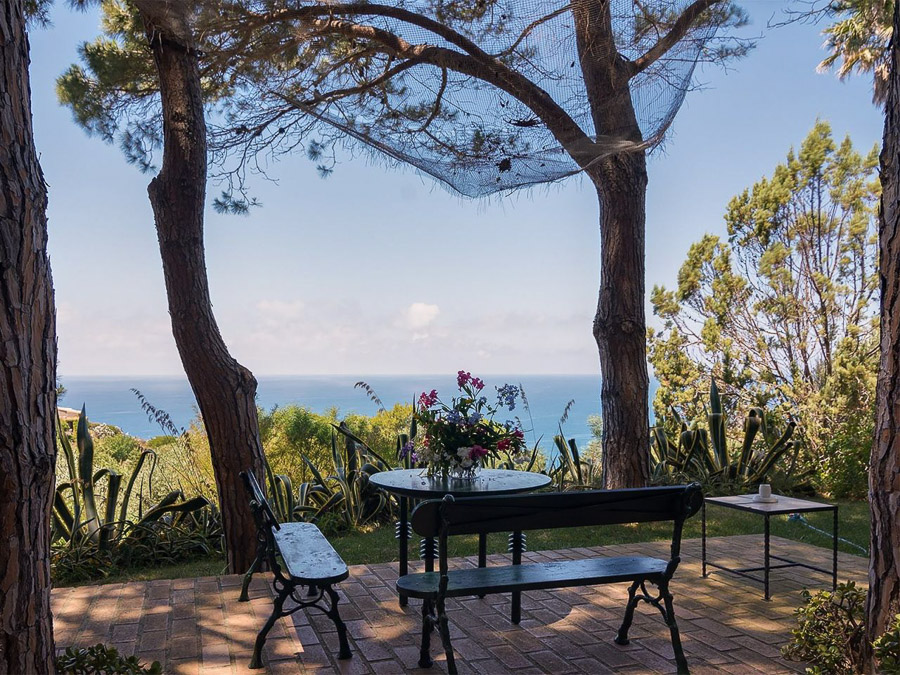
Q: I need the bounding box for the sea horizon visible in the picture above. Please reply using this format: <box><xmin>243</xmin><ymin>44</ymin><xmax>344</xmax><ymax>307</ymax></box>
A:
<box><xmin>61</xmin><ymin>373</ymin><xmax>663</xmax><ymax>450</ymax></box>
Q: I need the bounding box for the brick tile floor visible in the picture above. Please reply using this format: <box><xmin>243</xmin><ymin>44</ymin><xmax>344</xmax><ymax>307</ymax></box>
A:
<box><xmin>51</xmin><ymin>536</ymin><xmax>867</xmax><ymax>674</ymax></box>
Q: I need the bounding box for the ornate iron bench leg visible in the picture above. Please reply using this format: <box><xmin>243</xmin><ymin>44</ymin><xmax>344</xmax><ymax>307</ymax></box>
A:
<box><xmin>239</xmin><ymin>540</ymin><xmax>266</xmax><ymax>602</ymax></box>
<box><xmin>250</xmin><ymin>583</ymin><xmax>290</xmax><ymax>669</ymax></box>
<box><xmin>436</xmin><ymin>596</ymin><xmax>456</xmax><ymax>675</ymax></box>
<box><xmin>661</xmin><ymin>584</ymin><xmax>689</xmax><ymax>674</ymax></box>
<box><xmin>324</xmin><ymin>586</ymin><xmax>352</xmax><ymax>660</ymax></box>
<box><xmin>419</xmin><ymin>598</ymin><xmax>435</xmax><ymax>668</ymax></box>
<box><xmin>614</xmin><ymin>579</ymin><xmax>642</xmax><ymax>645</ymax></box>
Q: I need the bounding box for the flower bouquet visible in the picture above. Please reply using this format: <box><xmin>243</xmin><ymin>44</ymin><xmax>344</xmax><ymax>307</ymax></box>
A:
<box><xmin>402</xmin><ymin>371</ymin><xmax>527</xmax><ymax>480</ymax></box>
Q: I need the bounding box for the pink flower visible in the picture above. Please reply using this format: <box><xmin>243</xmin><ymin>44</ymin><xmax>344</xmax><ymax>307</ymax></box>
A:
<box><xmin>469</xmin><ymin>445</ymin><xmax>489</xmax><ymax>460</ymax></box>
<box><xmin>470</xmin><ymin>377</ymin><xmax>485</xmax><ymax>391</ymax></box>
<box><xmin>497</xmin><ymin>438</ymin><xmax>511</xmax><ymax>452</ymax></box>
<box><xmin>457</xmin><ymin>370</ymin><xmax>471</xmax><ymax>387</ymax></box>
<box><xmin>418</xmin><ymin>389</ymin><xmax>439</xmax><ymax>408</ymax></box>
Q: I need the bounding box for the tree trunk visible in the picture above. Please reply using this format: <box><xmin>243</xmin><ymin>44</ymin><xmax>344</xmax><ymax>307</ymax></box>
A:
<box><xmin>139</xmin><ymin>3</ymin><xmax>266</xmax><ymax>573</ymax></box>
<box><xmin>0</xmin><ymin>1</ymin><xmax>58</xmax><ymax>671</ymax></box>
<box><xmin>576</xmin><ymin>0</ymin><xmax>650</xmax><ymax>488</ymax></box>
<box><xmin>589</xmin><ymin>156</ymin><xmax>650</xmax><ymax>489</ymax></box>
<box><xmin>867</xmin><ymin>0</ymin><xmax>900</xmax><ymax>663</ymax></box>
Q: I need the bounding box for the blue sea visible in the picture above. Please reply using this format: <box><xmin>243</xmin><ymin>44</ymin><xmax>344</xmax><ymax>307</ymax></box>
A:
<box><xmin>58</xmin><ymin>374</ymin><xmax>645</xmax><ymax>451</ymax></box>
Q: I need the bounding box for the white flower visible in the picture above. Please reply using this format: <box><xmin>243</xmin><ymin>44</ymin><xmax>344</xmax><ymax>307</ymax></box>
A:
<box><xmin>457</xmin><ymin>446</ymin><xmax>471</xmax><ymax>459</ymax></box>
<box><xmin>461</xmin><ymin>458</ymin><xmax>473</xmax><ymax>468</ymax></box>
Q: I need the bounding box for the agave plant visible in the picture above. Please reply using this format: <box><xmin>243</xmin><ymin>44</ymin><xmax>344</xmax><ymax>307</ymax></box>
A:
<box><xmin>651</xmin><ymin>379</ymin><xmax>797</xmax><ymax>490</ymax></box>
<box><xmin>52</xmin><ymin>407</ymin><xmax>210</xmax><ymax>551</ymax></box>
<box><xmin>286</xmin><ymin>422</ymin><xmax>396</xmax><ymax>531</ymax></box>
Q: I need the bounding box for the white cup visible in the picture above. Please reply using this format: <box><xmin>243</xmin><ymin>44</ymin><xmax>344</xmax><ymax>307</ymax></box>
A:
<box><xmin>758</xmin><ymin>483</ymin><xmax>772</xmax><ymax>499</ymax></box>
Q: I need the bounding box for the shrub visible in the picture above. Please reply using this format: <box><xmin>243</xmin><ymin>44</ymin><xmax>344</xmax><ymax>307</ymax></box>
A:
<box><xmin>56</xmin><ymin>644</ymin><xmax>161</xmax><ymax>674</ymax></box>
<box><xmin>783</xmin><ymin>583</ymin><xmax>900</xmax><ymax>674</ymax></box>
<box><xmin>95</xmin><ymin>433</ymin><xmax>144</xmax><ymax>464</ymax></box>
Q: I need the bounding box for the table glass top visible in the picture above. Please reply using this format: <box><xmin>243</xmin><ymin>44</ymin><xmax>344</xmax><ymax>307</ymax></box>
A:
<box><xmin>368</xmin><ymin>468</ymin><xmax>551</xmax><ymax>498</ymax></box>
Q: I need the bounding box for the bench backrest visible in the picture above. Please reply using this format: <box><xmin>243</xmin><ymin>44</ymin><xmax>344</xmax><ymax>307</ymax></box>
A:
<box><xmin>410</xmin><ymin>484</ymin><xmax>703</xmax><ymax>538</ymax></box>
<box><xmin>240</xmin><ymin>470</ymin><xmax>280</xmax><ymax>532</ymax></box>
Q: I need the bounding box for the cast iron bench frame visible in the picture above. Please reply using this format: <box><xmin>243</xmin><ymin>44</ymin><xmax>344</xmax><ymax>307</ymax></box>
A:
<box><xmin>399</xmin><ymin>483</ymin><xmax>703</xmax><ymax>674</ymax></box>
<box><xmin>238</xmin><ymin>471</ymin><xmax>352</xmax><ymax>669</ymax></box>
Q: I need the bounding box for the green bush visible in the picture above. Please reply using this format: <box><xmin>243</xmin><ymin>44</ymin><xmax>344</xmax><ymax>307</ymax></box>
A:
<box><xmin>56</xmin><ymin>644</ymin><xmax>160</xmax><ymax>674</ymax></box>
<box><xmin>783</xmin><ymin>582</ymin><xmax>900</xmax><ymax>674</ymax></box>
<box><xmin>874</xmin><ymin>614</ymin><xmax>900</xmax><ymax>674</ymax></box>
<box><xmin>95</xmin><ymin>433</ymin><xmax>143</xmax><ymax>464</ymax></box>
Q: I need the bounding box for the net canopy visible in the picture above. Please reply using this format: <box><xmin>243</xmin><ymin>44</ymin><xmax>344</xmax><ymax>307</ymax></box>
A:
<box><xmin>211</xmin><ymin>0</ymin><xmax>740</xmax><ymax>197</ymax></box>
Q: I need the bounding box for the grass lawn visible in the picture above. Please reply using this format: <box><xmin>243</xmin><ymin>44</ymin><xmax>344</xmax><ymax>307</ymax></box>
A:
<box><xmin>330</xmin><ymin>497</ymin><xmax>870</xmax><ymax>565</ymax></box>
<box><xmin>62</xmin><ymin>497</ymin><xmax>867</xmax><ymax>587</ymax></box>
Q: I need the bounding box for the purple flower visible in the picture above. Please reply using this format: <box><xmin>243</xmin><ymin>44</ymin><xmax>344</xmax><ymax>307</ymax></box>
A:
<box><xmin>468</xmin><ymin>412</ymin><xmax>482</xmax><ymax>424</ymax></box>
<box><xmin>496</xmin><ymin>384</ymin><xmax>520</xmax><ymax>411</ymax></box>
<box><xmin>446</xmin><ymin>410</ymin><xmax>463</xmax><ymax>424</ymax></box>
<box><xmin>400</xmin><ymin>440</ymin><xmax>415</xmax><ymax>458</ymax></box>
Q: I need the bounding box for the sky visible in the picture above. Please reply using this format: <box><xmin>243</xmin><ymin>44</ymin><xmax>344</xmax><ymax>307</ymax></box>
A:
<box><xmin>27</xmin><ymin>2</ymin><xmax>882</xmax><ymax>377</ymax></box>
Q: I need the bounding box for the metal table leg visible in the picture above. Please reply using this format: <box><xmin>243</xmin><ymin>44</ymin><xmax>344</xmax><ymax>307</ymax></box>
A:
<box><xmin>701</xmin><ymin>501</ymin><xmax>707</xmax><ymax>578</ymax></box>
<box><xmin>398</xmin><ymin>495</ymin><xmax>409</xmax><ymax>607</ymax></box>
<box><xmin>832</xmin><ymin>506</ymin><xmax>839</xmax><ymax>591</ymax></box>
<box><xmin>478</xmin><ymin>533</ymin><xmax>487</xmax><ymax>599</ymax></box>
<box><xmin>509</xmin><ymin>531</ymin><xmax>525</xmax><ymax>624</ymax></box>
<box><xmin>764</xmin><ymin>514</ymin><xmax>770</xmax><ymax>601</ymax></box>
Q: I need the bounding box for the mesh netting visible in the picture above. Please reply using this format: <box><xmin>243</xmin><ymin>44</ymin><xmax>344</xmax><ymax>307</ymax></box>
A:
<box><xmin>279</xmin><ymin>0</ymin><xmax>721</xmax><ymax>197</ymax></box>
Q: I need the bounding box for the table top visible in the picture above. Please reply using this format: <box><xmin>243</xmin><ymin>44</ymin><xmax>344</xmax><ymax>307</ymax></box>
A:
<box><xmin>705</xmin><ymin>494</ymin><xmax>836</xmax><ymax>515</ymax></box>
<box><xmin>368</xmin><ymin>468</ymin><xmax>551</xmax><ymax>499</ymax></box>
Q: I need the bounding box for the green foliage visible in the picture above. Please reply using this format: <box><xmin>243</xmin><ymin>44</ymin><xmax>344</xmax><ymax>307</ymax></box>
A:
<box><xmin>651</xmin><ymin>379</ymin><xmax>799</xmax><ymax>493</ymax></box>
<box><xmin>649</xmin><ymin>122</ymin><xmax>879</xmax><ymax>498</ymax></box>
<box><xmin>874</xmin><ymin>614</ymin><xmax>900</xmax><ymax>674</ymax></box>
<box><xmin>52</xmin><ymin>407</ymin><xmax>219</xmax><ymax>583</ymax></box>
<box><xmin>539</xmin><ymin>405</ymin><xmax>603</xmax><ymax>490</ymax></box>
<box><xmin>258</xmin><ymin>402</ymin><xmax>412</xmax><ymax>484</ymax></box>
<box><xmin>281</xmin><ymin>424</ymin><xmax>397</xmax><ymax>536</ymax></box>
<box><xmin>56</xmin><ymin>643</ymin><xmax>161</xmax><ymax>675</ymax></box>
<box><xmin>783</xmin><ymin>582</ymin><xmax>867</xmax><ymax>674</ymax></box>
<box><xmin>782</xmin><ymin>582</ymin><xmax>900</xmax><ymax>674</ymax></box>
<box><xmin>820</xmin><ymin>0</ymin><xmax>893</xmax><ymax>105</ymax></box>
<box><xmin>95</xmin><ymin>432</ymin><xmax>143</xmax><ymax>463</ymax></box>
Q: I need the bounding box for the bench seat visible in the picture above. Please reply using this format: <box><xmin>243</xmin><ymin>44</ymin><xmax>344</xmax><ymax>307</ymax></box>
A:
<box><xmin>398</xmin><ymin>556</ymin><xmax>668</xmax><ymax>598</ymax></box>
<box><xmin>273</xmin><ymin>522</ymin><xmax>349</xmax><ymax>585</ymax></box>
<box><xmin>240</xmin><ymin>471</ymin><xmax>351</xmax><ymax>669</ymax></box>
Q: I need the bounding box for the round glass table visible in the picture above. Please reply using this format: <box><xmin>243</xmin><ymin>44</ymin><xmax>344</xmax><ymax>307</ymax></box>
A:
<box><xmin>369</xmin><ymin>468</ymin><xmax>551</xmax><ymax>607</ymax></box>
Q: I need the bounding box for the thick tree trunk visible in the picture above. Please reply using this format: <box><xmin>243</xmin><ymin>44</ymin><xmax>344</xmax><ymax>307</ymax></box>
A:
<box><xmin>139</xmin><ymin>4</ymin><xmax>265</xmax><ymax>573</ymax></box>
<box><xmin>589</xmin><ymin>156</ymin><xmax>650</xmax><ymax>489</ymax></box>
<box><xmin>867</xmin><ymin>0</ymin><xmax>900</xmax><ymax>662</ymax></box>
<box><xmin>0</xmin><ymin>1</ymin><xmax>58</xmax><ymax>671</ymax></box>
<box><xmin>576</xmin><ymin>0</ymin><xmax>650</xmax><ymax>488</ymax></box>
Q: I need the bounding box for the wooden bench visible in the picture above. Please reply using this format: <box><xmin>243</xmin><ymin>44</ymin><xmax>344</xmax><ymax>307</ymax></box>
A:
<box><xmin>238</xmin><ymin>471</ymin><xmax>352</xmax><ymax>669</ymax></box>
<box><xmin>399</xmin><ymin>483</ymin><xmax>703</xmax><ymax>674</ymax></box>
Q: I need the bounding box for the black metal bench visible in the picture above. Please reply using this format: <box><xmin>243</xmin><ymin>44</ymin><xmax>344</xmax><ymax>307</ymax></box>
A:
<box><xmin>238</xmin><ymin>471</ymin><xmax>352</xmax><ymax>669</ymax></box>
<box><xmin>399</xmin><ymin>483</ymin><xmax>703</xmax><ymax>674</ymax></box>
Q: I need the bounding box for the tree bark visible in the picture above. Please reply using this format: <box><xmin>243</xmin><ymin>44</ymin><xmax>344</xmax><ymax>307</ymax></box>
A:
<box><xmin>589</xmin><ymin>155</ymin><xmax>650</xmax><ymax>489</ymax></box>
<box><xmin>576</xmin><ymin>0</ymin><xmax>650</xmax><ymax>488</ymax></box>
<box><xmin>867</xmin><ymin>0</ymin><xmax>900</xmax><ymax>662</ymax></box>
<box><xmin>0</xmin><ymin>1</ymin><xmax>58</xmax><ymax>672</ymax></box>
<box><xmin>138</xmin><ymin>2</ymin><xmax>266</xmax><ymax>573</ymax></box>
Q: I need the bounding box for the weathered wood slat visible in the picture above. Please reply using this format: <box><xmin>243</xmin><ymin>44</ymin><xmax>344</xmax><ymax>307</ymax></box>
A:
<box><xmin>274</xmin><ymin>523</ymin><xmax>349</xmax><ymax>584</ymax></box>
<box><xmin>397</xmin><ymin>556</ymin><xmax>668</xmax><ymax>598</ymax></box>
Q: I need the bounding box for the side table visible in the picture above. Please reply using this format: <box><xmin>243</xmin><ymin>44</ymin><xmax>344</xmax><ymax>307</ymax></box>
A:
<box><xmin>702</xmin><ymin>494</ymin><xmax>838</xmax><ymax>600</ymax></box>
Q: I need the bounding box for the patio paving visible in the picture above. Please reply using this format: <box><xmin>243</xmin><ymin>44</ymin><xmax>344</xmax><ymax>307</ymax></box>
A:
<box><xmin>51</xmin><ymin>535</ymin><xmax>867</xmax><ymax>674</ymax></box>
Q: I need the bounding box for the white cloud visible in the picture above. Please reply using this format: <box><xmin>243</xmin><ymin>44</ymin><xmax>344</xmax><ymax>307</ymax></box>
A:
<box><xmin>405</xmin><ymin>302</ymin><xmax>440</xmax><ymax>329</ymax></box>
